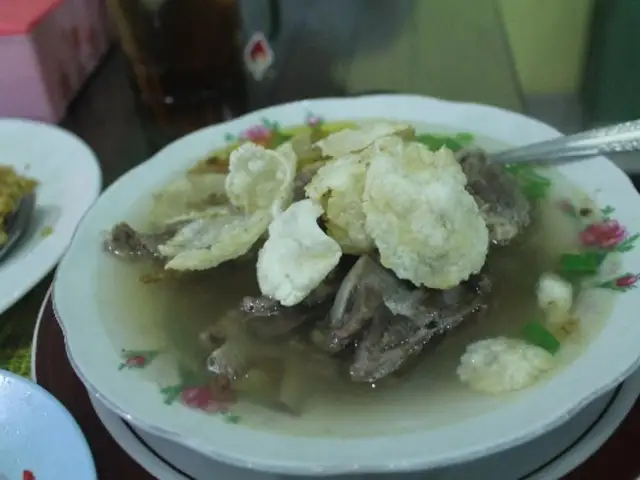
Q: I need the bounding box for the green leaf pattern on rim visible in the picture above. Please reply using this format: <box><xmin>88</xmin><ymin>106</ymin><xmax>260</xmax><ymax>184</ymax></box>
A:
<box><xmin>120</xmin><ymin>352</ymin><xmax>241</xmax><ymax>422</ymax></box>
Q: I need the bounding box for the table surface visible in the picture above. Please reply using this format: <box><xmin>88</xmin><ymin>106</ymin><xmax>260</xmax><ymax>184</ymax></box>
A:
<box><xmin>2</xmin><ymin>47</ymin><xmax>639</xmax><ymax>479</ymax></box>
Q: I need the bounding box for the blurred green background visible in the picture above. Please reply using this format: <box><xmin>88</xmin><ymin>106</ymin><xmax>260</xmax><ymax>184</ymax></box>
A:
<box><xmin>500</xmin><ymin>0</ymin><xmax>593</xmax><ymax>95</ymax></box>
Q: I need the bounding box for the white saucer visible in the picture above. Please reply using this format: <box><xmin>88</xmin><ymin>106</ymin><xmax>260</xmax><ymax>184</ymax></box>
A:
<box><xmin>30</xmin><ymin>288</ymin><xmax>640</xmax><ymax>480</ymax></box>
<box><xmin>0</xmin><ymin>118</ymin><xmax>101</xmax><ymax>314</ymax></box>
<box><xmin>0</xmin><ymin>369</ymin><xmax>97</xmax><ymax>480</ymax></box>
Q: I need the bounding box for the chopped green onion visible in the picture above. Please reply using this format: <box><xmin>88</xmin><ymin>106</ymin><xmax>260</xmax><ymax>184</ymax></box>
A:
<box><xmin>454</xmin><ymin>132</ymin><xmax>474</xmax><ymax>144</ymax></box>
<box><xmin>522</xmin><ymin>321</ymin><xmax>560</xmax><ymax>354</ymax></box>
<box><xmin>559</xmin><ymin>252</ymin><xmax>607</xmax><ymax>275</ymax></box>
<box><xmin>413</xmin><ymin>132</ymin><xmax>474</xmax><ymax>152</ymax></box>
<box><xmin>443</xmin><ymin>138</ymin><xmax>464</xmax><ymax>151</ymax></box>
<box><xmin>415</xmin><ymin>134</ymin><xmax>461</xmax><ymax>152</ymax></box>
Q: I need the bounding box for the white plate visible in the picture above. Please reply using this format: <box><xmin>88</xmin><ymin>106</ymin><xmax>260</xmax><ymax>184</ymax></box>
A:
<box><xmin>30</xmin><ymin>286</ymin><xmax>640</xmax><ymax>480</ymax></box>
<box><xmin>53</xmin><ymin>94</ymin><xmax>640</xmax><ymax>475</ymax></box>
<box><xmin>0</xmin><ymin>368</ymin><xmax>97</xmax><ymax>480</ymax></box>
<box><xmin>0</xmin><ymin>118</ymin><xmax>101</xmax><ymax>314</ymax></box>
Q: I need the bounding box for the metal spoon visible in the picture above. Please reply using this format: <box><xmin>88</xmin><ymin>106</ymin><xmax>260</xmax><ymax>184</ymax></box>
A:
<box><xmin>490</xmin><ymin>119</ymin><xmax>640</xmax><ymax>165</ymax></box>
<box><xmin>0</xmin><ymin>193</ymin><xmax>36</xmax><ymax>262</ymax></box>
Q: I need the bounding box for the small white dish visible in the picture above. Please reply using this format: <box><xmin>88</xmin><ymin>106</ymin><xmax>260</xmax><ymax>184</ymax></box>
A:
<box><xmin>0</xmin><ymin>369</ymin><xmax>97</xmax><ymax>480</ymax></box>
<box><xmin>0</xmin><ymin>118</ymin><xmax>101</xmax><ymax>314</ymax></box>
<box><xmin>53</xmin><ymin>94</ymin><xmax>640</xmax><ymax>475</ymax></box>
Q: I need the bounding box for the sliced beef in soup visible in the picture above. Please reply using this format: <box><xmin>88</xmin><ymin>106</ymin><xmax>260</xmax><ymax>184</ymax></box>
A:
<box><xmin>103</xmin><ymin>222</ymin><xmax>180</xmax><ymax>261</ymax></box>
<box><xmin>316</xmin><ymin>255</ymin><xmax>491</xmax><ymax>382</ymax></box>
<box><xmin>240</xmin><ymin>265</ymin><xmax>349</xmax><ymax>339</ymax></box>
<box><xmin>457</xmin><ymin>148</ymin><xmax>530</xmax><ymax>244</ymax></box>
<box><xmin>320</xmin><ymin>255</ymin><xmax>387</xmax><ymax>352</ymax></box>
<box><xmin>350</xmin><ymin>273</ymin><xmax>491</xmax><ymax>383</ymax></box>
<box><xmin>240</xmin><ymin>296</ymin><xmax>332</xmax><ymax>338</ymax></box>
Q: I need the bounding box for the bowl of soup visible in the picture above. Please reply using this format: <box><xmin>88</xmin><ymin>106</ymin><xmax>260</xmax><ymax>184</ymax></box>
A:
<box><xmin>53</xmin><ymin>94</ymin><xmax>640</xmax><ymax>475</ymax></box>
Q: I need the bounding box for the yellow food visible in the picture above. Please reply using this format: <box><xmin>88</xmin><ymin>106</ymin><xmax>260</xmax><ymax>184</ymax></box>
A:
<box><xmin>0</xmin><ymin>166</ymin><xmax>38</xmax><ymax>245</ymax></box>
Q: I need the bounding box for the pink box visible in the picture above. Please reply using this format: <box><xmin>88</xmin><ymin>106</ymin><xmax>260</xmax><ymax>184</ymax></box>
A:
<box><xmin>0</xmin><ymin>0</ymin><xmax>112</xmax><ymax>123</ymax></box>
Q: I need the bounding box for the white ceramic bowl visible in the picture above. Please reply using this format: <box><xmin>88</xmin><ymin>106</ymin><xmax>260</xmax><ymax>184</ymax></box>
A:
<box><xmin>53</xmin><ymin>95</ymin><xmax>640</xmax><ymax>475</ymax></box>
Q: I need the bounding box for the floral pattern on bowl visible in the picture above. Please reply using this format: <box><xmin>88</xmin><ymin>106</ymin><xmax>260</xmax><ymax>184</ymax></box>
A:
<box><xmin>555</xmin><ymin>201</ymin><xmax>639</xmax><ymax>291</ymax></box>
<box><xmin>118</xmin><ymin>349</ymin><xmax>240</xmax><ymax>422</ymax></box>
<box><xmin>54</xmin><ymin>95</ymin><xmax>640</xmax><ymax>476</ymax></box>
<box><xmin>222</xmin><ymin>111</ymin><xmax>325</xmax><ymax>148</ymax></box>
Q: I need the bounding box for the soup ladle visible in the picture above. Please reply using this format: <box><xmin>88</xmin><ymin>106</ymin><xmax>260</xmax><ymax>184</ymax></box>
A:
<box><xmin>490</xmin><ymin>119</ymin><xmax>640</xmax><ymax>166</ymax></box>
<box><xmin>0</xmin><ymin>193</ymin><xmax>36</xmax><ymax>263</ymax></box>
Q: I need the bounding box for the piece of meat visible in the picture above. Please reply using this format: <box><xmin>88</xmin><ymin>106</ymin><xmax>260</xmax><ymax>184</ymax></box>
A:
<box><xmin>322</xmin><ymin>255</ymin><xmax>388</xmax><ymax>352</ymax></box>
<box><xmin>240</xmin><ymin>266</ymin><xmax>347</xmax><ymax>339</ymax></box>
<box><xmin>320</xmin><ymin>254</ymin><xmax>491</xmax><ymax>382</ymax></box>
<box><xmin>349</xmin><ymin>272</ymin><xmax>491</xmax><ymax>383</ymax></box>
<box><xmin>241</xmin><ymin>298</ymin><xmax>332</xmax><ymax>339</ymax></box>
<box><xmin>240</xmin><ymin>296</ymin><xmax>282</xmax><ymax>316</ymax></box>
<box><xmin>103</xmin><ymin>222</ymin><xmax>179</xmax><ymax>261</ymax></box>
<box><xmin>207</xmin><ymin>341</ymin><xmax>251</xmax><ymax>380</ymax></box>
<box><xmin>457</xmin><ymin>148</ymin><xmax>530</xmax><ymax>244</ymax></box>
<box><xmin>321</xmin><ymin>255</ymin><xmax>431</xmax><ymax>352</ymax></box>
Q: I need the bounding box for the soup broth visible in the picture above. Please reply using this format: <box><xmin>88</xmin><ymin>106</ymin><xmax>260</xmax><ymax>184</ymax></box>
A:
<box><xmin>97</xmin><ymin>123</ymin><xmax>616</xmax><ymax>437</ymax></box>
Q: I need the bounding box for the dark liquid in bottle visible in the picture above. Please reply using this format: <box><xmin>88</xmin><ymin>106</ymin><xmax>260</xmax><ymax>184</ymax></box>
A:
<box><xmin>107</xmin><ymin>0</ymin><xmax>247</xmax><ymax>151</ymax></box>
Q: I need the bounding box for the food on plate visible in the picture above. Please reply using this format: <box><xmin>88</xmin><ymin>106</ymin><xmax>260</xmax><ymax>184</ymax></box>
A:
<box><xmin>0</xmin><ymin>166</ymin><xmax>37</xmax><ymax>244</ymax></box>
<box><xmin>457</xmin><ymin>337</ymin><xmax>554</xmax><ymax>394</ymax></box>
<box><xmin>314</xmin><ymin>121</ymin><xmax>412</xmax><ymax>157</ymax></box>
<box><xmin>322</xmin><ymin>255</ymin><xmax>491</xmax><ymax>383</ymax></box>
<box><xmin>106</xmin><ymin>142</ymin><xmax>297</xmax><ymax>271</ymax></box>
<box><xmin>148</xmin><ymin>172</ymin><xmax>227</xmax><ymax>226</ymax></box>
<box><xmin>362</xmin><ymin>139</ymin><xmax>488</xmax><ymax>289</ymax></box>
<box><xmin>536</xmin><ymin>272</ymin><xmax>574</xmax><ymax>328</ymax></box>
<box><xmin>159</xmin><ymin>208</ymin><xmax>272</xmax><ymax>271</ymax></box>
<box><xmin>305</xmin><ymin>152</ymin><xmax>372</xmax><ymax>253</ymax></box>
<box><xmin>256</xmin><ymin>199</ymin><xmax>342</xmax><ymax>306</ymax></box>
<box><xmin>102</xmin><ymin>118</ymin><xmax>604</xmax><ymax>417</ymax></box>
<box><xmin>225</xmin><ymin>142</ymin><xmax>297</xmax><ymax>216</ymax></box>
<box><xmin>457</xmin><ymin>149</ymin><xmax>531</xmax><ymax>244</ymax></box>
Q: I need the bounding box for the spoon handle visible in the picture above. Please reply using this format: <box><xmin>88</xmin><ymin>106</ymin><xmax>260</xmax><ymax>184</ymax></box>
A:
<box><xmin>490</xmin><ymin>119</ymin><xmax>640</xmax><ymax>165</ymax></box>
